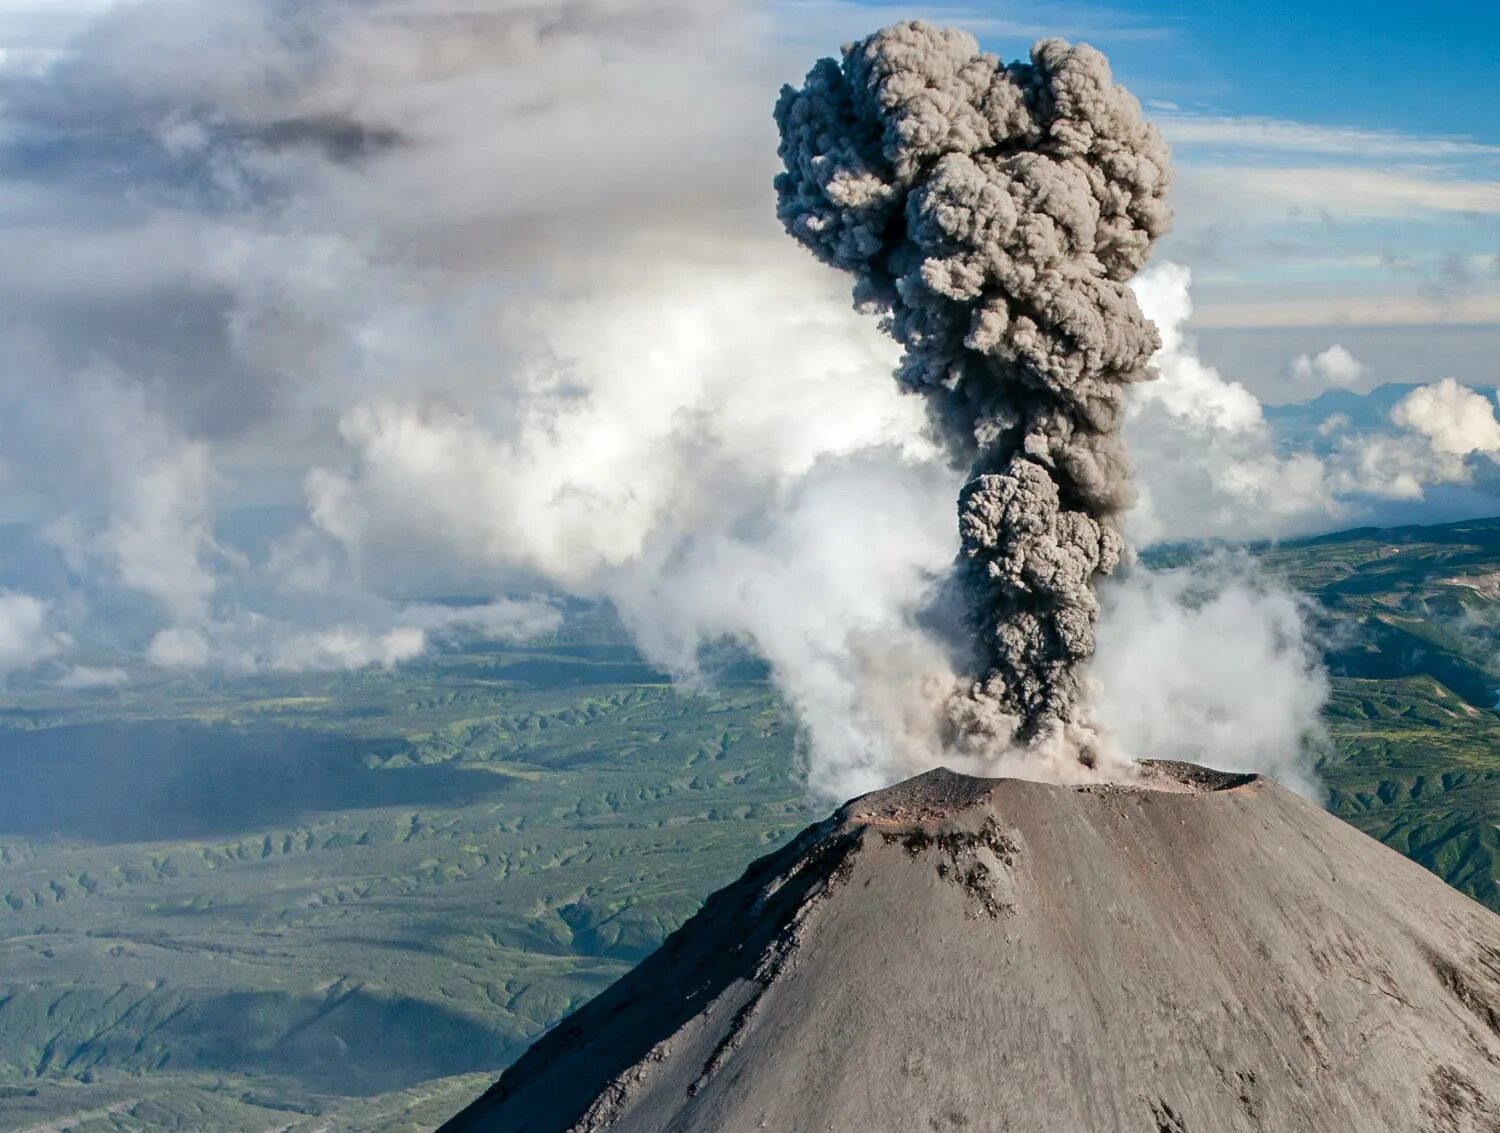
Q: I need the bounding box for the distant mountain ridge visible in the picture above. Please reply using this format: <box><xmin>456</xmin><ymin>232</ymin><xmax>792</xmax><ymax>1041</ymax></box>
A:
<box><xmin>1262</xmin><ymin>381</ymin><xmax>1422</xmax><ymax>449</ymax></box>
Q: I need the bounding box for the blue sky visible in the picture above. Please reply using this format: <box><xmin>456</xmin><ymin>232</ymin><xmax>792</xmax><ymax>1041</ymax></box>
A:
<box><xmin>839</xmin><ymin>0</ymin><xmax>1500</xmax><ymax>142</ymax></box>
<box><xmin>1078</xmin><ymin>0</ymin><xmax>1499</xmax><ymax>141</ymax></box>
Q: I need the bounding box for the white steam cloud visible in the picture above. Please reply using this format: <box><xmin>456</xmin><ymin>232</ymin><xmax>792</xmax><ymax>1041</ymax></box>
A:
<box><xmin>1091</xmin><ymin>558</ymin><xmax>1328</xmax><ymax>797</ymax></box>
<box><xmin>306</xmin><ymin>265</ymin><xmax>964</xmax><ymax>796</ymax></box>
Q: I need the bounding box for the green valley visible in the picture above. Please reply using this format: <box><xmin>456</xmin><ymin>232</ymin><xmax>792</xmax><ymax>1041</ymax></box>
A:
<box><xmin>6</xmin><ymin>518</ymin><xmax>1500</xmax><ymax>1129</ymax></box>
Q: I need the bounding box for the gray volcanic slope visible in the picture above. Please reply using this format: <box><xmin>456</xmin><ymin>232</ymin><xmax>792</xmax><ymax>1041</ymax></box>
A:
<box><xmin>441</xmin><ymin>762</ymin><xmax>1500</xmax><ymax>1132</ymax></box>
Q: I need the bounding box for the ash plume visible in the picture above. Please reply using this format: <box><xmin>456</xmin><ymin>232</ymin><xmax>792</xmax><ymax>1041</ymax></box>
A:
<box><xmin>774</xmin><ymin>21</ymin><xmax>1172</xmax><ymax>756</ymax></box>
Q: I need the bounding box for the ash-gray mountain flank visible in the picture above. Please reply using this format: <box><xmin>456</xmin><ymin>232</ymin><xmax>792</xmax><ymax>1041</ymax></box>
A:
<box><xmin>442</xmin><ymin>762</ymin><xmax>1500</xmax><ymax>1132</ymax></box>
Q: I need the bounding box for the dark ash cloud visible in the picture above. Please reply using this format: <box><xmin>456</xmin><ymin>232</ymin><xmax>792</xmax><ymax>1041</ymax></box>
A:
<box><xmin>774</xmin><ymin>20</ymin><xmax>1172</xmax><ymax>757</ymax></box>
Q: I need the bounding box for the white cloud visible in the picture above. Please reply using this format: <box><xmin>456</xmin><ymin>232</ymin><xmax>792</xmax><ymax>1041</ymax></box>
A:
<box><xmin>0</xmin><ymin>590</ymin><xmax>63</xmax><ymax>675</ymax></box>
<box><xmin>1289</xmin><ymin>344</ymin><xmax>1365</xmax><ymax>387</ymax></box>
<box><xmin>403</xmin><ymin>599</ymin><xmax>562</xmax><ymax>644</ymax></box>
<box><xmin>1127</xmin><ymin>263</ymin><xmax>1500</xmax><ymax>542</ymax></box>
<box><xmin>306</xmin><ymin>266</ymin><xmax>927</xmax><ymax>582</ymax></box>
<box><xmin>1324</xmin><ymin>432</ymin><xmax>1436</xmax><ymax>501</ymax></box>
<box><xmin>1157</xmin><ymin>114</ymin><xmax>1500</xmax><ymax>158</ymax></box>
<box><xmin>57</xmin><ymin>664</ymin><xmax>128</xmax><ymax>689</ymax></box>
<box><xmin>91</xmin><ymin>385</ymin><xmax>220</xmax><ymax>627</ymax></box>
<box><xmin>1187</xmin><ymin>292</ymin><xmax>1500</xmax><ymax>329</ymax></box>
<box><xmin>142</xmin><ymin>596</ymin><xmax>560</xmax><ymax>674</ymax></box>
<box><xmin>146</xmin><ymin>626</ymin><xmax>210</xmax><ymax>668</ymax></box>
<box><xmin>1390</xmin><ymin>378</ymin><xmax>1500</xmax><ymax>455</ymax></box>
<box><xmin>609</xmin><ymin>453</ymin><xmax>960</xmax><ymax>800</ymax></box>
<box><xmin>1130</xmin><ymin>262</ymin><xmax>1266</xmax><ymax>431</ymax></box>
<box><xmin>1125</xmin><ymin>262</ymin><xmax>1341</xmax><ymax>543</ymax></box>
<box><xmin>245</xmin><ymin>624</ymin><xmax>427</xmax><ymax>672</ymax></box>
<box><xmin>0</xmin><ymin>0</ymin><xmax>115</xmax><ymax>70</ymax></box>
<box><xmin>1182</xmin><ymin>166</ymin><xmax>1500</xmax><ymax>219</ymax></box>
<box><xmin>145</xmin><ymin>616</ymin><xmax>418</xmax><ymax>673</ymax></box>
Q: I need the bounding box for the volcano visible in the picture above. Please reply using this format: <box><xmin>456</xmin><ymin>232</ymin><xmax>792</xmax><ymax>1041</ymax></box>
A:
<box><xmin>440</xmin><ymin>762</ymin><xmax>1500</xmax><ymax>1131</ymax></box>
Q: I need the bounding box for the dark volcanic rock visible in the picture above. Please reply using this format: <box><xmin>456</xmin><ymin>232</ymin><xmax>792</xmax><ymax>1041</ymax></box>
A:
<box><xmin>441</xmin><ymin>763</ymin><xmax>1500</xmax><ymax>1132</ymax></box>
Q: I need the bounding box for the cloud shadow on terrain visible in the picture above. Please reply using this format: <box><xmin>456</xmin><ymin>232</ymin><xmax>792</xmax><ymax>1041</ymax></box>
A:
<box><xmin>0</xmin><ymin>722</ymin><xmax>516</xmax><ymax>843</ymax></box>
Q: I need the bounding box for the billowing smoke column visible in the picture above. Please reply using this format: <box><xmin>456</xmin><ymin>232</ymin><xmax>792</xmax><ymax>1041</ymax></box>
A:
<box><xmin>775</xmin><ymin>21</ymin><xmax>1171</xmax><ymax>757</ymax></box>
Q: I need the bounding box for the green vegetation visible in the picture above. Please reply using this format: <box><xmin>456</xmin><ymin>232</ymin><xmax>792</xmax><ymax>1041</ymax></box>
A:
<box><xmin>1257</xmin><ymin>517</ymin><xmax>1500</xmax><ymax>913</ymax></box>
<box><xmin>5</xmin><ymin>517</ymin><xmax>1500</xmax><ymax>1129</ymax></box>
<box><xmin>0</xmin><ymin>622</ymin><xmax>811</xmax><ymax>1129</ymax></box>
